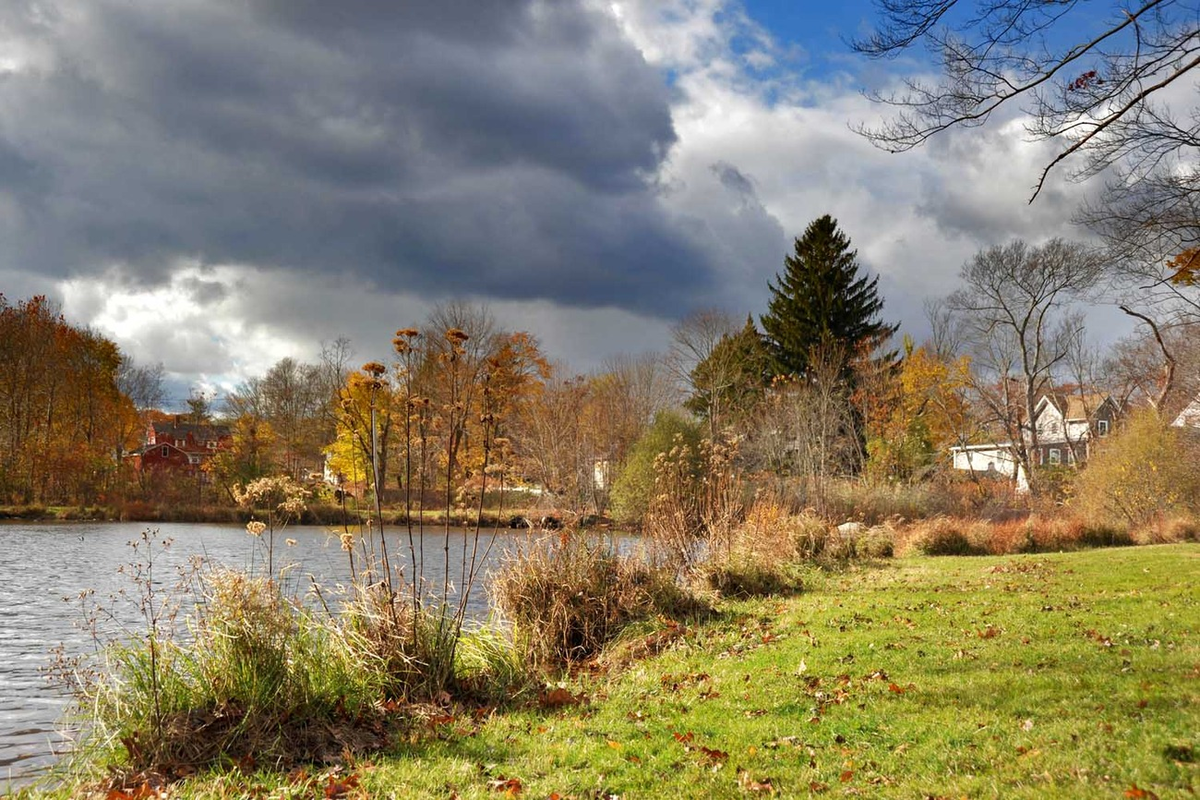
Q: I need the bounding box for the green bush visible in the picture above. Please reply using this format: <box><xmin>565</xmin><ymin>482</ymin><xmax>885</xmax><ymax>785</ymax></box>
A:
<box><xmin>609</xmin><ymin>410</ymin><xmax>701</xmax><ymax>526</ymax></box>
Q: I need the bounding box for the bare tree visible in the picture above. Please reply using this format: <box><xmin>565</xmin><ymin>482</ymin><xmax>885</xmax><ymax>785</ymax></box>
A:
<box><xmin>746</xmin><ymin>343</ymin><xmax>861</xmax><ymax>513</ymax></box>
<box><xmin>947</xmin><ymin>239</ymin><xmax>1101</xmax><ymax>492</ymax></box>
<box><xmin>853</xmin><ymin>0</ymin><xmax>1200</xmax><ymax>201</ymax></box>
<box><xmin>1104</xmin><ymin>318</ymin><xmax>1200</xmax><ymax>413</ymax></box>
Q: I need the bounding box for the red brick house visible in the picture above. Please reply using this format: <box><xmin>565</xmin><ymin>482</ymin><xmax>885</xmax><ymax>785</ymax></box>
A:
<box><xmin>130</xmin><ymin>418</ymin><xmax>232</xmax><ymax>475</ymax></box>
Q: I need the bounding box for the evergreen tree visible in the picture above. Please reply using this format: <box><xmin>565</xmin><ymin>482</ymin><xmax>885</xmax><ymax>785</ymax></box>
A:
<box><xmin>760</xmin><ymin>215</ymin><xmax>897</xmax><ymax>378</ymax></box>
<box><xmin>684</xmin><ymin>316</ymin><xmax>769</xmax><ymax>431</ymax></box>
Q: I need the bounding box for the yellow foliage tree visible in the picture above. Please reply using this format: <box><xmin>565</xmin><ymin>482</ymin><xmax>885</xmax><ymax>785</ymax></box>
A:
<box><xmin>864</xmin><ymin>339</ymin><xmax>973</xmax><ymax>482</ymax></box>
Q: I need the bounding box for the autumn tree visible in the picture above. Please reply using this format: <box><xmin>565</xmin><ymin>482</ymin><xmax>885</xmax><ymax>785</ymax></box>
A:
<box><xmin>761</xmin><ymin>215</ymin><xmax>897</xmax><ymax>381</ymax></box>
<box><xmin>0</xmin><ymin>295</ymin><xmax>133</xmax><ymax>504</ymax></box>
<box><xmin>226</xmin><ymin>357</ymin><xmax>332</xmax><ymax>479</ymax></box>
<box><xmin>862</xmin><ymin>337</ymin><xmax>974</xmax><ymax>482</ymax></box>
<box><xmin>511</xmin><ymin>353</ymin><xmax>668</xmax><ymax>516</ymax></box>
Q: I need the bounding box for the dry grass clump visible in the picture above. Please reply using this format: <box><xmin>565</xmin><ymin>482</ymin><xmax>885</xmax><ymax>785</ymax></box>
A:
<box><xmin>1132</xmin><ymin>514</ymin><xmax>1200</xmax><ymax>545</ymax></box>
<box><xmin>898</xmin><ymin>514</ymin><xmax>1135</xmax><ymax>557</ymax></box>
<box><xmin>902</xmin><ymin>517</ymin><xmax>988</xmax><ymax>556</ymax></box>
<box><xmin>492</xmin><ymin>535</ymin><xmax>709</xmax><ymax>672</ymax></box>
<box><xmin>821</xmin><ymin>475</ymin><xmax>1027</xmax><ymax>524</ymax></box>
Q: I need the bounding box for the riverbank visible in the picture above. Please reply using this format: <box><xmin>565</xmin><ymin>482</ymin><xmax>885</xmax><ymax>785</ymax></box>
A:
<box><xmin>0</xmin><ymin>503</ymin><xmax>605</xmax><ymax>530</ymax></box>
<box><xmin>18</xmin><ymin>544</ymin><xmax>1198</xmax><ymax>799</ymax></box>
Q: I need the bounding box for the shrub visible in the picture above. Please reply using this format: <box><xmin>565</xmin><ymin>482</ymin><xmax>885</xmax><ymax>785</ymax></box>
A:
<box><xmin>1070</xmin><ymin>409</ymin><xmax>1200</xmax><ymax>526</ymax></box>
<box><xmin>700</xmin><ymin>557</ymin><xmax>804</xmax><ymax>598</ymax></box>
<box><xmin>610</xmin><ymin>411</ymin><xmax>701</xmax><ymax>526</ymax></box>
<box><xmin>74</xmin><ymin>568</ymin><xmax>389</xmax><ymax>778</ymax></box>
<box><xmin>493</xmin><ymin>535</ymin><xmax>707</xmax><ymax>672</ymax></box>
<box><xmin>908</xmin><ymin>517</ymin><xmax>987</xmax><ymax>556</ymax></box>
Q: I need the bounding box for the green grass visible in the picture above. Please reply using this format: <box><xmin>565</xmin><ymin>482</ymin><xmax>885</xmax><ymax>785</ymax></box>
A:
<box><xmin>23</xmin><ymin>545</ymin><xmax>1199</xmax><ymax>799</ymax></box>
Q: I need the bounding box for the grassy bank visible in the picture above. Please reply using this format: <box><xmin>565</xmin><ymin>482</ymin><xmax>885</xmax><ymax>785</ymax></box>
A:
<box><xmin>22</xmin><ymin>544</ymin><xmax>1197</xmax><ymax>799</ymax></box>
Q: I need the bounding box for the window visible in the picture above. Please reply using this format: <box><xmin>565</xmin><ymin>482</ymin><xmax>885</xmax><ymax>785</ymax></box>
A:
<box><xmin>207</xmin><ymin>441</ymin><xmax>217</xmax><ymax>449</ymax></box>
<box><xmin>188</xmin><ymin>455</ymin><xmax>200</xmax><ymax>465</ymax></box>
<box><xmin>175</xmin><ymin>439</ymin><xmax>184</xmax><ymax>448</ymax></box>
<box><xmin>1097</xmin><ymin>419</ymin><xmax>1109</xmax><ymax>437</ymax></box>
<box><xmin>1049</xmin><ymin>448</ymin><xmax>1061</xmax><ymax>465</ymax></box>
<box><xmin>161</xmin><ymin>446</ymin><xmax>169</xmax><ymax>458</ymax></box>
<box><xmin>1067</xmin><ymin>449</ymin><xmax>1076</xmax><ymax>465</ymax></box>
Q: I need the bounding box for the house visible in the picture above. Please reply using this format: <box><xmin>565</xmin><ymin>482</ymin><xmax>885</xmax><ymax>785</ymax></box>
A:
<box><xmin>949</xmin><ymin>443</ymin><xmax>1029</xmax><ymax>492</ymax></box>
<box><xmin>1171</xmin><ymin>395</ymin><xmax>1200</xmax><ymax>428</ymax></box>
<box><xmin>1029</xmin><ymin>392</ymin><xmax>1119</xmax><ymax>466</ymax></box>
<box><xmin>948</xmin><ymin>390</ymin><xmax>1119</xmax><ymax>489</ymax></box>
<box><xmin>131</xmin><ymin>418</ymin><xmax>232</xmax><ymax>474</ymax></box>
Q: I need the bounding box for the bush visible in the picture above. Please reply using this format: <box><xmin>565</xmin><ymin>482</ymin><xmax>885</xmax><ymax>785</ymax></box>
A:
<box><xmin>610</xmin><ymin>411</ymin><xmax>701</xmax><ymax>526</ymax></box>
<box><xmin>74</xmin><ymin>569</ymin><xmax>390</xmax><ymax>778</ymax></box>
<box><xmin>908</xmin><ymin>517</ymin><xmax>987</xmax><ymax>556</ymax></box>
<box><xmin>493</xmin><ymin>535</ymin><xmax>708</xmax><ymax>672</ymax></box>
<box><xmin>700</xmin><ymin>557</ymin><xmax>804</xmax><ymax>598</ymax></box>
<box><xmin>1070</xmin><ymin>409</ymin><xmax>1200</xmax><ymax>526</ymax></box>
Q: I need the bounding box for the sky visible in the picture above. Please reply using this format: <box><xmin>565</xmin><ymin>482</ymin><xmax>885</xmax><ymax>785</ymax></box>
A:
<box><xmin>0</xmin><ymin>0</ymin><xmax>1126</xmax><ymax>407</ymax></box>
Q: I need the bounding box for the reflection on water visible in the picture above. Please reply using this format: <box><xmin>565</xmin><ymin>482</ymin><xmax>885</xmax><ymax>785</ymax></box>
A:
<box><xmin>0</xmin><ymin>521</ymin><xmax>562</xmax><ymax>786</ymax></box>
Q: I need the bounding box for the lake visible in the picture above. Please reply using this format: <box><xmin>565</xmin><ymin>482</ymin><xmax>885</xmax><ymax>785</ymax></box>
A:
<box><xmin>0</xmin><ymin>520</ymin><xmax>579</xmax><ymax>786</ymax></box>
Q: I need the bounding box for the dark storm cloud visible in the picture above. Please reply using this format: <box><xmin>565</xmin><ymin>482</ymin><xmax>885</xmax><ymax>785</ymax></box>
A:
<box><xmin>0</xmin><ymin>0</ymin><xmax>721</xmax><ymax>313</ymax></box>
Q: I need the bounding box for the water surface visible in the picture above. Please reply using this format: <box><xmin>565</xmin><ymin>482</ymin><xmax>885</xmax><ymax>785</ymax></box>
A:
<box><xmin>0</xmin><ymin>520</ymin><xmax>548</xmax><ymax>786</ymax></box>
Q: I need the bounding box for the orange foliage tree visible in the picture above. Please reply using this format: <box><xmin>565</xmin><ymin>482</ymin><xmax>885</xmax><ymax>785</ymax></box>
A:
<box><xmin>0</xmin><ymin>295</ymin><xmax>137</xmax><ymax>504</ymax></box>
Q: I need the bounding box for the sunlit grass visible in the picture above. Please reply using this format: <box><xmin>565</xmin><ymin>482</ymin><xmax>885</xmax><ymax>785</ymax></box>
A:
<box><xmin>21</xmin><ymin>544</ymin><xmax>1194</xmax><ymax>799</ymax></box>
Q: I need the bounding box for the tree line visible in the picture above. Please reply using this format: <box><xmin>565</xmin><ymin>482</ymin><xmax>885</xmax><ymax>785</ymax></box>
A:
<box><xmin>2</xmin><ymin>207</ymin><xmax>1196</xmax><ymax>515</ymax></box>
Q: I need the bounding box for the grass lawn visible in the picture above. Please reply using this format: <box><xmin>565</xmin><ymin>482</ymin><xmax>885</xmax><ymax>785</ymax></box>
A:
<box><xmin>29</xmin><ymin>544</ymin><xmax>1199</xmax><ymax>799</ymax></box>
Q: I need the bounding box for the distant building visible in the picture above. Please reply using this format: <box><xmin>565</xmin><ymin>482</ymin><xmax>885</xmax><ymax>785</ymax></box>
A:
<box><xmin>948</xmin><ymin>390</ymin><xmax>1120</xmax><ymax>491</ymax></box>
<box><xmin>1171</xmin><ymin>395</ymin><xmax>1200</xmax><ymax>429</ymax></box>
<box><xmin>1029</xmin><ymin>392</ymin><xmax>1119</xmax><ymax>466</ymax></box>
<box><xmin>130</xmin><ymin>418</ymin><xmax>232</xmax><ymax>475</ymax></box>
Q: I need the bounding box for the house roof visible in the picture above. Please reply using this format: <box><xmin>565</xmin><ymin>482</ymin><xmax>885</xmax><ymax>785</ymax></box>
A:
<box><xmin>1037</xmin><ymin>392</ymin><xmax>1114</xmax><ymax>421</ymax></box>
<box><xmin>1173</xmin><ymin>396</ymin><xmax>1200</xmax><ymax>428</ymax></box>
<box><xmin>151</xmin><ymin>421</ymin><xmax>231</xmax><ymax>440</ymax></box>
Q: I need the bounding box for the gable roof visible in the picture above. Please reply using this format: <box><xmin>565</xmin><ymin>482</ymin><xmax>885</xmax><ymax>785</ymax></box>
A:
<box><xmin>1173</xmin><ymin>396</ymin><xmax>1200</xmax><ymax>428</ymax></box>
<box><xmin>1036</xmin><ymin>392</ymin><xmax>1114</xmax><ymax>422</ymax></box>
<box><xmin>151</xmin><ymin>421</ymin><xmax>231</xmax><ymax>440</ymax></box>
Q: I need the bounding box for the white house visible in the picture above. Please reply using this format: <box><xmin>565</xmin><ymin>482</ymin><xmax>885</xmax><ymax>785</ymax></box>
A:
<box><xmin>1172</xmin><ymin>395</ymin><xmax>1200</xmax><ymax>428</ymax></box>
<box><xmin>1029</xmin><ymin>392</ymin><xmax>1119</xmax><ymax>466</ymax></box>
<box><xmin>949</xmin><ymin>443</ymin><xmax>1029</xmax><ymax>492</ymax></box>
<box><xmin>948</xmin><ymin>391</ymin><xmax>1118</xmax><ymax>491</ymax></box>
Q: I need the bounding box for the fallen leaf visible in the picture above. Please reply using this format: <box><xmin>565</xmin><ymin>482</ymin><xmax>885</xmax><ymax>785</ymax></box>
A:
<box><xmin>540</xmin><ymin>687</ymin><xmax>583</xmax><ymax>708</ymax></box>
<box><xmin>840</xmin><ymin>770</ymin><xmax>854</xmax><ymax>783</ymax></box>
<box><xmin>1124</xmin><ymin>784</ymin><xmax>1159</xmax><ymax>799</ymax></box>
<box><xmin>324</xmin><ymin>772</ymin><xmax>360</xmax><ymax>799</ymax></box>
<box><xmin>1021</xmin><ymin>719</ymin><xmax>1034</xmax><ymax>732</ymax></box>
<box><xmin>737</xmin><ymin>770</ymin><xmax>775</xmax><ymax>793</ymax></box>
<box><xmin>488</xmin><ymin>776</ymin><xmax>523</xmax><ymax>796</ymax></box>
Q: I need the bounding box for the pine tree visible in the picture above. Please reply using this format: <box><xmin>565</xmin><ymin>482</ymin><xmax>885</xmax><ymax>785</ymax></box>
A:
<box><xmin>760</xmin><ymin>215</ymin><xmax>897</xmax><ymax>378</ymax></box>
